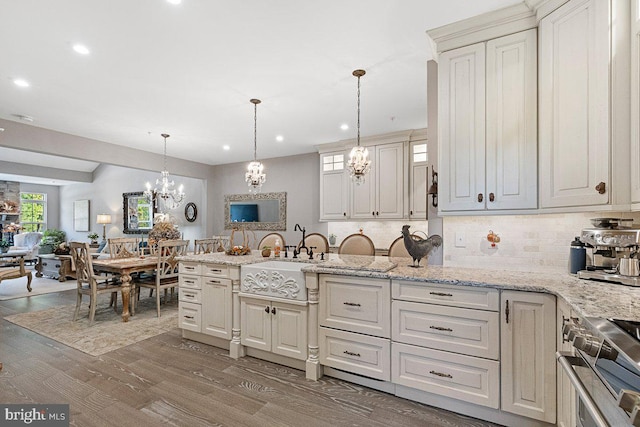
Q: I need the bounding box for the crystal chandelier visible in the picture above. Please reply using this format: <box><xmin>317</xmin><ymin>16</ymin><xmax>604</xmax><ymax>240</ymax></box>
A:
<box><xmin>144</xmin><ymin>133</ymin><xmax>185</xmax><ymax>213</ymax></box>
<box><xmin>348</xmin><ymin>69</ymin><xmax>371</xmax><ymax>185</ymax></box>
<box><xmin>245</xmin><ymin>98</ymin><xmax>266</xmax><ymax>192</ymax></box>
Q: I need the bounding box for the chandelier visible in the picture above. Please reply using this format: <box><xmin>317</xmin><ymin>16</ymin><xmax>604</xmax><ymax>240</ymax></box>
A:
<box><xmin>144</xmin><ymin>133</ymin><xmax>185</xmax><ymax>213</ymax></box>
<box><xmin>347</xmin><ymin>69</ymin><xmax>371</xmax><ymax>185</ymax></box>
<box><xmin>245</xmin><ymin>98</ymin><xmax>266</xmax><ymax>192</ymax></box>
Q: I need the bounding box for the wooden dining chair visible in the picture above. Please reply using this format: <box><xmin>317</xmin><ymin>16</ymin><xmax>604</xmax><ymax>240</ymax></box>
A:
<box><xmin>257</xmin><ymin>233</ymin><xmax>285</xmax><ymax>250</ymax></box>
<box><xmin>297</xmin><ymin>233</ymin><xmax>329</xmax><ymax>254</ymax></box>
<box><xmin>108</xmin><ymin>237</ymin><xmax>139</xmax><ymax>259</ymax></box>
<box><xmin>338</xmin><ymin>233</ymin><xmax>375</xmax><ymax>256</ymax></box>
<box><xmin>194</xmin><ymin>238</ymin><xmax>217</xmax><ymax>254</ymax></box>
<box><xmin>137</xmin><ymin>239</ymin><xmax>189</xmax><ymax>317</ymax></box>
<box><xmin>70</xmin><ymin>241</ymin><xmax>123</xmax><ymax>325</ymax></box>
<box><xmin>388</xmin><ymin>234</ymin><xmax>423</xmax><ymax>258</ymax></box>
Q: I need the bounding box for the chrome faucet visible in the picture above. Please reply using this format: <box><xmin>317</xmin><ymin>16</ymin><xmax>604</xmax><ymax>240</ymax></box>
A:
<box><xmin>294</xmin><ymin>223</ymin><xmax>309</xmax><ymax>256</ymax></box>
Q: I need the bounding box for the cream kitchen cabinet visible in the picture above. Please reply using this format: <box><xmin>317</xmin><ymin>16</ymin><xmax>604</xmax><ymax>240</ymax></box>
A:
<box><xmin>556</xmin><ymin>298</ymin><xmax>576</xmax><ymax>427</ymax></box>
<box><xmin>539</xmin><ymin>0</ymin><xmax>630</xmax><ymax>209</ymax></box>
<box><xmin>240</xmin><ymin>296</ymin><xmax>308</xmax><ymax>361</ymax></box>
<box><xmin>408</xmin><ymin>141</ymin><xmax>428</xmax><ymax>219</ymax></box>
<box><xmin>438</xmin><ymin>29</ymin><xmax>537</xmax><ymax>213</ymax></box>
<box><xmin>319</xmin><ymin>151</ymin><xmax>349</xmax><ymax>220</ymax></box>
<box><xmin>632</xmin><ymin>0</ymin><xmax>640</xmax><ymax>206</ymax></box>
<box><xmin>500</xmin><ymin>290</ymin><xmax>556</xmax><ymax>424</ymax></box>
<box><xmin>350</xmin><ymin>142</ymin><xmax>405</xmax><ymax>219</ymax></box>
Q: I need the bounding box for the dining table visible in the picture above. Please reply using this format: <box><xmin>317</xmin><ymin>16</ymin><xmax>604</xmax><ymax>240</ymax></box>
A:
<box><xmin>92</xmin><ymin>255</ymin><xmax>158</xmax><ymax>322</ymax></box>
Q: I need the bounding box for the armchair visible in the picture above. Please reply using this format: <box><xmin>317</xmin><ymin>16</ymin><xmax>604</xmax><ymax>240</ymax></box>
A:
<box><xmin>8</xmin><ymin>232</ymin><xmax>43</xmax><ymax>263</ymax></box>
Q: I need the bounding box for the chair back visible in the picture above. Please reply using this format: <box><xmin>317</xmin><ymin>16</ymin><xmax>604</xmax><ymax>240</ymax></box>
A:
<box><xmin>258</xmin><ymin>233</ymin><xmax>285</xmax><ymax>250</ymax></box>
<box><xmin>212</xmin><ymin>235</ymin><xmax>230</xmax><ymax>252</ymax></box>
<box><xmin>298</xmin><ymin>233</ymin><xmax>329</xmax><ymax>253</ymax></box>
<box><xmin>388</xmin><ymin>234</ymin><xmax>423</xmax><ymax>258</ymax></box>
<box><xmin>156</xmin><ymin>239</ymin><xmax>189</xmax><ymax>282</ymax></box>
<box><xmin>338</xmin><ymin>233</ymin><xmax>375</xmax><ymax>256</ymax></box>
<box><xmin>69</xmin><ymin>241</ymin><xmax>96</xmax><ymax>287</ymax></box>
<box><xmin>194</xmin><ymin>238</ymin><xmax>217</xmax><ymax>254</ymax></box>
<box><xmin>108</xmin><ymin>237</ymin><xmax>139</xmax><ymax>258</ymax></box>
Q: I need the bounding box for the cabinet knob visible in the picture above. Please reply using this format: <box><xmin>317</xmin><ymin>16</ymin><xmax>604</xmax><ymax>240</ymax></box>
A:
<box><xmin>372</xmin><ymin>211</ymin><xmax>375</xmax><ymax>216</ymax></box>
<box><xmin>477</xmin><ymin>193</ymin><xmax>483</xmax><ymax>203</ymax></box>
<box><xmin>265</xmin><ymin>306</ymin><xmax>270</xmax><ymax>313</ymax></box>
<box><xmin>489</xmin><ymin>192</ymin><xmax>495</xmax><ymax>202</ymax></box>
<box><xmin>376</xmin><ymin>211</ymin><xmax>379</xmax><ymax>216</ymax></box>
<box><xmin>271</xmin><ymin>307</ymin><xmax>276</xmax><ymax>315</ymax></box>
<box><xmin>343</xmin><ymin>212</ymin><xmax>346</xmax><ymax>216</ymax></box>
<box><xmin>595</xmin><ymin>182</ymin><xmax>606</xmax><ymax>194</ymax></box>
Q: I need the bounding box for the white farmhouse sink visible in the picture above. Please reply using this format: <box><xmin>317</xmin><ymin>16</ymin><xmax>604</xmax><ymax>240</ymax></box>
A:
<box><xmin>241</xmin><ymin>261</ymin><xmax>312</xmax><ymax>301</ymax></box>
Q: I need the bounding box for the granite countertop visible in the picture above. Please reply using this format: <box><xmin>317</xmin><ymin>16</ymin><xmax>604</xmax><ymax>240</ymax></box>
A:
<box><xmin>178</xmin><ymin>252</ymin><xmax>640</xmax><ymax>321</ymax></box>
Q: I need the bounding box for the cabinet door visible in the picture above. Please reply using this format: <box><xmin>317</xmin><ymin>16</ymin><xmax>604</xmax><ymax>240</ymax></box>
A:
<box><xmin>376</xmin><ymin>142</ymin><xmax>405</xmax><ymax>218</ymax></box>
<box><xmin>632</xmin><ymin>0</ymin><xmax>640</xmax><ymax>203</ymax></box>
<box><xmin>539</xmin><ymin>0</ymin><xmax>609</xmax><ymax>208</ymax></box>
<box><xmin>320</xmin><ymin>152</ymin><xmax>349</xmax><ymax>220</ymax></box>
<box><xmin>485</xmin><ymin>29</ymin><xmax>537</xmax><ymax>210</ymax></box>
<box><xmin>271</xmin><ymin>301</ymin><xmax>307</xmax><ymax>361</ymax></box>
<box><xmin>240</xmin><ymin>297</ymin><xmax>271</xmax><ymax>352</ymax></box>
<box><xmin>500</xmin><ymin>291</ymin><xmax>556</xmax><ymax>423</ymax></box>
<box><xmin>350</xmin><ymin>153</ymin><xmax>376</xmax><ymax>219</ymax></box>
<box><xmin>201</xmin><ymin>278</ymin><xmax>232</xmax><ymax>339</ymax></box>
<box><xmin>557</xmin><ymin>299</ymin><xmax>576</xmax><ymax>427</ymax></box>
<box><xmin>438</xmin><ymin>43</ymin><xmax>486</xmax><ymax>211</ymax></box>
<box><xmin>409</xmin><ymin>142</ymin><xmax>428</xmax><ymax>219</ymax></box>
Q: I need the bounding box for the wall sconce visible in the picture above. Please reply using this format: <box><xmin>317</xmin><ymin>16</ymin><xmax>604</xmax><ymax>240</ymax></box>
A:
<box><xmin>427</xmin><ymin>166</ymin><xmax>438</xmax><ymax>207</ymax></box>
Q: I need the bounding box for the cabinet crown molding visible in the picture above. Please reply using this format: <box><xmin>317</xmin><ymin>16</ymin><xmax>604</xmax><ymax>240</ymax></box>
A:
<box><xmin>316</xmin><ymin>128</ymin><xmax>426</xmax><ymax>154</ymax></box>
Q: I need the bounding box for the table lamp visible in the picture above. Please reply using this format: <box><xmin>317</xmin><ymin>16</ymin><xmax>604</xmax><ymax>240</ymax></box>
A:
<box><xmin>96</xmin><ymin>214</ymin><xmax>112</xmax><ymax>243</ymax></box>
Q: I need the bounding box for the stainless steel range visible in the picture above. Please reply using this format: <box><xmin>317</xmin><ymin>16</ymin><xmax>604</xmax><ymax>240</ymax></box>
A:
<box><xmin>577</xmin><ymin>218</ymin><xmax>640</xmax><ymax>287</ymax></box>
<box><xmin>559</xmin><ymin>317</ymin><xmax>640</xmax><ymax>426</ymax></box>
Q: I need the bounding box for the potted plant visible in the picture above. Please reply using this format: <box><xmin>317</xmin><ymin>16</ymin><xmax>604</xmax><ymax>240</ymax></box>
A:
<box><xmin>87</xmin><ymin>232</ymin><xmax>99</xmax><ymax>245</ymax></box>
<box><xmin>0</xmin><ymin>239</ymin><xmax>10</xmax><ymax>254</ymax></box>
<box><xmin>40</xmin><ymin>229</ymin><xmax>66</xmax><ymax>254</ymax></box>
<box><xmin>261</xmin><ymin>246</ymin><xmax>272</xmax><ymax>257</ymax></box>
<box><xmin>329</xmin><ymin>233</ymin><xmax>337</xmax><ymax>246</ymax></box>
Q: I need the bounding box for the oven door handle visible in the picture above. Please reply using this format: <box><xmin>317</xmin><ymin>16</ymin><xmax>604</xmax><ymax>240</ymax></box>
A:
<box><xmin>557</xmin><ymin>351</ymin><xmax>610</xmax><ymax>427</ymax></box>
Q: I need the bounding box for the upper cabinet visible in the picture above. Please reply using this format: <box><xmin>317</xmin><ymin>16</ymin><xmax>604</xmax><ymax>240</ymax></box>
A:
<box><xmin>319</xmin><ymin>152</ymin><xmax>349</xmax><ymax>221</ymax></box>
<box><xmin>632</xmin><ymin>0</ymin><xmax>640</xmax><ymax>206</ymax></box>
<box><xmin>539</xmin><ymin>0</ymin><xmax>630</xmax><ymax>210</ymax></box>
<box><xmin>438</xmin><ymin>29</ymin><xmax>537</xmax><ymax>212</ymax></box>
<box><xmin>409</xmin><ymin>142</ymin><xmax>428</xmax><ymax>219</ymax></box>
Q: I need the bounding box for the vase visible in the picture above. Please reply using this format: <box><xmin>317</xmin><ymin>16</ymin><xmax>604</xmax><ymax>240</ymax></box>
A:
<box><xmin>329</xmin><ymin>236</ymin><xmax>336</xmax><ymax>246</ymax></box>
<box><xmin>261</xmin><ymin>249</ymin><xmax>271</xmax><ymax>257</ymax></box>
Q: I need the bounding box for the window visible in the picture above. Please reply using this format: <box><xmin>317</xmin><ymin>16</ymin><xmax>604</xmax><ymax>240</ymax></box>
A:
<box><xmin>20</xmin><ymin>192</ymin><xmax>46</xmax><ymax>232</ymax></box>
<box><xmin>413</xmin><ymin>143</ymin><xmax>428</xmax><ymax>163</ymax></box>
<box><xmin>323</xmin><ymin>154</ymin><xmax>344</xmax><ymax>171</ymax></box>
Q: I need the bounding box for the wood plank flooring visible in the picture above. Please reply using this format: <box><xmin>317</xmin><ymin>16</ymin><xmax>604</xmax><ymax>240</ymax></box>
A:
<box><xmin>0</xmin><ymin>288</ymin><xmax>502</xmax><ymax>427</ymax></box>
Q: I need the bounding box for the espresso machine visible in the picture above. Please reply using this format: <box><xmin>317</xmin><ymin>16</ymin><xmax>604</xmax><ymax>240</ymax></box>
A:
<box><xmin>577</xmin><ymin>218</ymin><xmax>640</xmax><ymax>286</ymax></box>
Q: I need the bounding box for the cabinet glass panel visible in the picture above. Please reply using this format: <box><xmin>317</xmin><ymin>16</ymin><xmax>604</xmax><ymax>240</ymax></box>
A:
<box><xmin>412</xmin><ymin>144</ymin><xmax>427</xmax><ymax>163</ymax></box>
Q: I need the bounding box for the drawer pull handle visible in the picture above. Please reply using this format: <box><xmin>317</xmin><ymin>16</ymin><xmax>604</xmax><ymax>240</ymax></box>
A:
<box><xmin>429</xmin><ymin>292</ymin><xmax>453</xmax><ymax>297</ymax></box>
<box><xmin>185</xmin><ymin>294</ymin><xmax>195</xmax><ymax>298</ymax></box>
<box><xmin>211</xmin><ymin>269</ymin><xmax>222</xmax><ymax>273</ymax></box>
<box><xmin>343</xmin><ymin>302</ymin><xmax>361</xmax><ymax>307</ymax></box>
<box><xmin>208</xmin><ymin>280</ymin><xmax>221</xmax><ymax>284</ymax></box>
<box><xmin>343</xmin><ymin>350</ymin><xmax>361</xmax><ymax>357</ymax></box>
<box><xmin>429</xmin><ymin>370</ymin><xmax>452</xmax><ymax>379</ymax></box>
<box><xmin>184</xmin><ymin>315</ymin><xmax>194</xmax><ymax>320</ymax></box>
<box><xmin>429</xmin><ymin>326</ymin><xmax>453</xmax><ymax>332</ymax></box>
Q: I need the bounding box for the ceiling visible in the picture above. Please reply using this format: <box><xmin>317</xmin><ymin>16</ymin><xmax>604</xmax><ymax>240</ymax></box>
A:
<box><xmin>0</xmin><ymin>0</ymin><xmax>522</xmax><ymax>173</ymax></box>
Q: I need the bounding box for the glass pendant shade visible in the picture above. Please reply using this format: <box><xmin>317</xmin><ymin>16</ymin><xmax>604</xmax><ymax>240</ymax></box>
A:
<box><xmin>144</xmin><ymin>133</ymin><xmax>185</xmax><ymax>213</ymax></box>
<box><xmin>348</xmin><ymin>69</ymin><xmax>370</xmax><ymax>185</ymax></box>
<box><xmin>246</xmin><ymin>98</ymin><xmax>266</xmax><ymax>192</ymax></box>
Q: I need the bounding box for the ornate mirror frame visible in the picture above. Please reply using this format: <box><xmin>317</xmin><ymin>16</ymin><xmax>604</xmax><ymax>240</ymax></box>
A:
<box><xmin>123</xmin><ymin>191</ymin><xmax>157</xmax><ymax>234</ymax></box>
<box><xmin>224</xmin><ymin>192</ymin><xmax>286</xmax><ymax>231</ymax></box>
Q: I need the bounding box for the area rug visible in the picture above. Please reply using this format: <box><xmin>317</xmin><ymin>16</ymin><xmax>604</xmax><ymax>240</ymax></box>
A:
<box><xmin>3</xmin><ymin>295</ymin><xmax>179</xmax><ymax>356</ymax></box>
<box><xmin>0</xmin><ymin>274</ymin><xmax>76</xmax><ymax>300</ymax></box>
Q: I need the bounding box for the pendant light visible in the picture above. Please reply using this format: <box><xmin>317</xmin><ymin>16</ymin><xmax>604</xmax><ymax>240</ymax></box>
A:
<box><xmin>347</xmin><ymin>69</ymin><xmax>371</xmax><ymax>185</ymax></box>
<box><xmin>144</xmin><ymin>133</ymin><xmax>185</xmax><ymax>213</ymax></box>
<box><xmin>245</xmin><ymin>98</ymin><xmax>266</xmax><ymax>192</ymax></box>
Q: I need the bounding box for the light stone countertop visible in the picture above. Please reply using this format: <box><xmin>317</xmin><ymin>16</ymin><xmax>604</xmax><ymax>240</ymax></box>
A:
<box><xmin>178</xmin><ymin>252</ymin><xmax>640</xmax><ymax>321</ymax></box>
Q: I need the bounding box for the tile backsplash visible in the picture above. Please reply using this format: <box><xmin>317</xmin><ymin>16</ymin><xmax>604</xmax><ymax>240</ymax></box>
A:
<box><xmin>328</xmin><ymin>220</ymin><xmax>428</xmax><ymax>249</ymax></box>
<box><xmin>442</xmin><ymin>212</ymin><xmax>640</xmax><ymax>273</ymax></box>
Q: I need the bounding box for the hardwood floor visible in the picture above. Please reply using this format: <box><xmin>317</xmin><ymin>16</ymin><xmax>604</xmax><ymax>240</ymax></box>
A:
<box><xmin>0</xmin><ymin>288</ymin><xmax>502</xmax><ymax>427</ymax></box>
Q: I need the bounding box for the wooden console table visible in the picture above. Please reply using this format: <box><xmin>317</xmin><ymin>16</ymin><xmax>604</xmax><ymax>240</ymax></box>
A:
<box><xmin>0</xmin><ymin>253</ymin><xmax>32</xmax><ymax>291</ymax></box>
<box><xmin>35</xmin><ymin>254</ymin><xmax>76</xmax><ymax>282</ymax></box>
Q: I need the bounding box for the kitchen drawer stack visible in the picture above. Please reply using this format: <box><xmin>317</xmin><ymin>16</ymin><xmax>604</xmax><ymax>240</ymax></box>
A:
<box><xmin>391</xmin><ymin>280</ymin><xmax>500</xmax><ymax>408</ymax></box>
<box><xmin>318</xmin><ymin>275</ymin><xmax>391</xmax><ymax>380</ymax></box>
<box><xmin>178</xmin><ymin>262</ymin><xmax>233</xmax><ymax>339</ymax></box>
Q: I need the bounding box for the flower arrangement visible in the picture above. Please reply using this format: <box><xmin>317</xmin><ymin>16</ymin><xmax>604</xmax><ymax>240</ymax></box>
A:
<box><xmin>148</xmin><ymin>220</ymin><xmax>181</xmax><ymax>246</ymax></box>
<box><xmin>87</xmin><ymin>232</ymin><xmax>99</xmax><ymax>243</ymax></box>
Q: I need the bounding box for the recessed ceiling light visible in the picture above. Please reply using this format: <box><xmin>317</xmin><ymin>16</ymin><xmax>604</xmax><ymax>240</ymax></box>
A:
<box><xmin>13</xmin><ymin>79</ymin><xmax>29</xmax><ymax>88</ymax></box>
<box><xmin>340</xmin><ymin>123</ymin><xmax>349</xmax><ymax>131</ymax></box>
<box><xmin>275</xmin><ymin>135</ymin><xmax>284</xmax><ymax>142</ymax></box>
<box><xmin>167</xmin><ymin>0</ymin><xmax>182</xmax><ymax>4</ymax></box>
<box><xmin>73</xmin><ymin>44</ymin><xmax>90</xmax><ymax>55</ymax></box>
<box><xmin>223</xmin><ymin>145</ymin><xmax>230</xmax><ymax>151</ymax></box>
<box><xmin>0</xmin><ymin>128</ymin><xmax>4</xmax><ymax>132</ymax></box>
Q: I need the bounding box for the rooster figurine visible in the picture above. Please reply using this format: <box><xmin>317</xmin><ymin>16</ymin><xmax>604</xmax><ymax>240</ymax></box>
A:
<box><xmin>401</xmin><ymin>225</ymin><xmax>443</xmax><ymax>267</ymax></box>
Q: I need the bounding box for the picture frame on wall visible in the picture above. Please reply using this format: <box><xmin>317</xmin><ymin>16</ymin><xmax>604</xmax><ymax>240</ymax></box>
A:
<box><xmin>74</xmin><ymin>199</ymin><xmax>90</xmax><ymax>232</ymax></box>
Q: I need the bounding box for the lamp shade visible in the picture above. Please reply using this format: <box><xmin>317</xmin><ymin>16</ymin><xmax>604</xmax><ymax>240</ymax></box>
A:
<box><xmin>96</xmin><ymin>214</ymin><xmax>112</xmax><ymax>224</ymax></box>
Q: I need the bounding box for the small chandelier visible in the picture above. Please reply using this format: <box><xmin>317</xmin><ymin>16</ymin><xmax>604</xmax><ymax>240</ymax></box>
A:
<box><xmin>144</xmin><ymin>133</ymin><xmax>185</xmax><ymax>213</ymax></box>
<box><xmin>348</xmin><ymin>69</ymin><xmax>371</xmax><ymax>185</ymax></box>
<box><xmin>245</xmin><ymin>98</ymin><xmax>266</xmax><ymax>192</ymax></box>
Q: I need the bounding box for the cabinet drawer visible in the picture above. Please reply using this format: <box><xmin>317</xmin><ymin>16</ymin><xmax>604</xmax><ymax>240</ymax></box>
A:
<box><xmin>392</xmin><ymin>280</ymin><xmax>499</xmax><ymax>311</ymax></box>
<box><xmin>202</xmin><ymin>263</ymin><xmax>230</xmax><ymax>278</ymax></box>
<box><xmin>179</xmin><ymin>274</ymin><xmax>201</xmax><ymax>289</ymax></box>
<box><xmin>392</xmin><ymin>342</ymin><xmax>499</xmax><ymax>409</ymax></box>
<box><xmin>319</xmin><ymin>275</ymin><xmax>390</xmax><ymax>338</ymax></box>
<box><xmin>179</xmin><ymin>302</ymin><xmax>201</xmax><ymax>332</ymax></box>
<box><xmin>179</xmin><ymin>288</ymin><xmax>201</xmax><ymax>304</ymax></box>
<box><xmin>179</xmin><ymin>262</ymin><xmax>201</xmax><ymax>276</ymax></box>
<box><xmin>202</xmin><ymin>276</ymin><xmax>231</xmax><ymax>287</ymax></box>
<box><xmin>319</xmin><ymin>327</ymin><xmax>390</xmax><ymax>381</ymax></box>
<box><xmin>392</xmin><ymin>301</ymin><xmax>499</xmax><ymax>359</ymax></box>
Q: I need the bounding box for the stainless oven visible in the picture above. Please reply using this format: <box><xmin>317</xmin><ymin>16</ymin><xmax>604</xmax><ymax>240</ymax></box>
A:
<box><xmin>558</xmin><ymin>317</ymin><xmax>640</xmax><ymax>427</ymax></box>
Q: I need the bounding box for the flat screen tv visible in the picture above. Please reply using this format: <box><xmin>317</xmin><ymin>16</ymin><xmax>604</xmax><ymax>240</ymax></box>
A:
<box><xmin>230</xmin><ymin>204</ymin><xmax>259</xmax><ymax>222</ymax></box>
